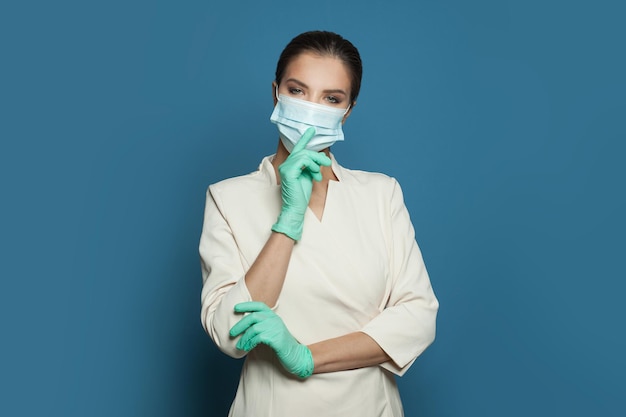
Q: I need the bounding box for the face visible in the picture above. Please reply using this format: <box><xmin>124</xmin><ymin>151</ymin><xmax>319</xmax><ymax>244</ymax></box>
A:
<box><xmin>273</xmin><ymin>52</ymin><xmax>353</xmax><ymax>122</ymax></box>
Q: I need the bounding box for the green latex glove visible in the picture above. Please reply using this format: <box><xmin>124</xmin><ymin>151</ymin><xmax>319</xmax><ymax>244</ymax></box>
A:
<box><xmin>272</xmin><ymin>127</ymin><xmax>332</xmax><ymax>241</ymax></box>
<box><xmin>230</xmin><ymin>301</ymin><xmax>314</xmax><ymax>379</ymax></box>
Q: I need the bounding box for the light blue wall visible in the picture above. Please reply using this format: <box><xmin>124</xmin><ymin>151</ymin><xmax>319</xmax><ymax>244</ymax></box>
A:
<box><xmin>2</xmin><ymin>1</ymin><xmax>624</xmax><ymax>416</ymax></box>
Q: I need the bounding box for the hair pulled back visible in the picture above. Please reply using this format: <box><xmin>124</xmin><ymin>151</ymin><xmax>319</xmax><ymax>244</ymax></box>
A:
<box><xmin>275</xmin><ymin>31</ymin><xmax>363</xmax><ymax>103</ymax></box>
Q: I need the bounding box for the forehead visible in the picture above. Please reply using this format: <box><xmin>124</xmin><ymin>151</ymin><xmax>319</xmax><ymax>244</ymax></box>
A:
<box><xmin>282</xmin><ymin>52</ymin><xmax>351</xmax><ymax>90</ymax></box>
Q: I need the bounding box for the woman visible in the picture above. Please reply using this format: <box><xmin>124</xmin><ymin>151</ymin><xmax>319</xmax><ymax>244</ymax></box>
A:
<box><xmin>200</xmin><ymin>30</ymin><xmax>438</xmax><ymax>416</ymax></box>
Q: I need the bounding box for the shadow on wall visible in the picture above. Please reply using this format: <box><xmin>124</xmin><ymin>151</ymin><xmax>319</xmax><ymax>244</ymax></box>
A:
<box><xmin>160</xmin><ymin>170</ymin><xmax>245</xmax><ymax>416</ymax></box>
<box><xmin>176</xmin><ymin>244</ymin><xmax>243</xmax><ymax>415</ymax></box>
<box><xmin>184</xmin><ymin>337</ymin><xmax>242</xmax><ymax>416</ymax></box>
<box><xmin>176</xmin><ymin>116</ymin><xmax>267</xmax><ymax>416</ymax></box>
<box><xmin>175</xmin><ymin>254</ymin><xmax>242</xmax><ymax>416</ymax></box>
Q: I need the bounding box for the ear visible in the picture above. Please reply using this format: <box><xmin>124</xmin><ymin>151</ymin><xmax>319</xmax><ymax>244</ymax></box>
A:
<box><xmin>342</xmin><ymin>100</ymin><xmax>356</xmax><ymax>124</ymax></box>
<box><xmin>272</xmin><ymin>81</ymin><xmax>278</xmax><ymax>106</ymax></box>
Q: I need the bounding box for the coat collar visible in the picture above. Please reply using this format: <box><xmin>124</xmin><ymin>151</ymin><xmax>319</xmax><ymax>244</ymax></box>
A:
<box><xmin>259</xmin><ymin>153</ymin><xmax>344</xmax><ymax>185</ymax></box>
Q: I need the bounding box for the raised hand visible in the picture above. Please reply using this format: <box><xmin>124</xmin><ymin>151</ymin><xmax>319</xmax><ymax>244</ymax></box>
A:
<box><xmin>271</xmin><ymin>127</ymin><xmax>331</xmax><ymax>241</ymax></box>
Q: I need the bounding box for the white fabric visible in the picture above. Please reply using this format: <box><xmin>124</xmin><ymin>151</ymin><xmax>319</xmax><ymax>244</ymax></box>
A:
<box><xmin>200</xmin><ymin>155</ymin><xmax>438</xmax><ymax>417</ymax></box>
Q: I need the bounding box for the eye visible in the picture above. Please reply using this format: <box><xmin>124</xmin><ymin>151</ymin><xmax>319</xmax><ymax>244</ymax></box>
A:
<box><xmin>325</xmin><ymin>95</ymin><xmax>341</xmax><ymax>104</ymax></box>
<box><xmin>288</xmin><ymin>87</ymin><xmax>303</xmax><ymax>95</ymax></box>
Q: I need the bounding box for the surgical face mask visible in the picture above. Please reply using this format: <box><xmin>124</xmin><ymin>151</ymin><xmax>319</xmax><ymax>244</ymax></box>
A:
<box><xmin>270</xmin><ymin>89</ymin><xmax>350</xmax><ymax>152</ymax></box>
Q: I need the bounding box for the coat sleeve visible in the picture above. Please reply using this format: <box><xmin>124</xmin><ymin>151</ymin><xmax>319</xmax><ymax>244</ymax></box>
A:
<box><xmin>360</xmin><ymin>179</ymin><xmax>439</xmax><ymax>376</ymax></box>
<box><xmin>199</xmin><ymin>185</ymin><xmax>252</xmax><ymax>358</ymax></box>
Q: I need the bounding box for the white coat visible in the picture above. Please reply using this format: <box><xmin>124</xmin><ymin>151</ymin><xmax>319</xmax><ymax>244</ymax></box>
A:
<box><xmin>200</xmin><ymin>155</ymin><xmax>438</xmax><ymax>417</ymax></box>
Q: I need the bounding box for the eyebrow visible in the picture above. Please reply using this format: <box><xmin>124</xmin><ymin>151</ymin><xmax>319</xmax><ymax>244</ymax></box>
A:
<box><xmin>284</xmin><ymin>78</ymin><xmax>348</xmax><ymax>96</ymax></box>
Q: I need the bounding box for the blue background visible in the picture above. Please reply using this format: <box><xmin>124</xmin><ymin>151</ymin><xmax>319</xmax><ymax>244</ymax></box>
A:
<box><xmin>2</xmin><ymin>0</ymin><xmax>624</xmax><ymax>416</ymax></box>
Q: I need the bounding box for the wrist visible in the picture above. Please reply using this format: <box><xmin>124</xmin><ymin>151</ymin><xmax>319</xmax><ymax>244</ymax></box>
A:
<box><xmin>293</xmin><ymin>345</ymin><xmax>314</xmax><ymax>379</ymax></box>
<box><xmin>272</xmin><ymin>209</ymin><xmax>305</xmax><ymax>241</ymax></box>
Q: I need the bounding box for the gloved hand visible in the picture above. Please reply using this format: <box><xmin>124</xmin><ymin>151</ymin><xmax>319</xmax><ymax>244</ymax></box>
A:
<box><xmin>272</xmin><ymin>127</ymin><xmax>332</xmax><ymax>241</ymax></box>
<box><xmin>230</xmin><ymin>301</ymin><xmax>314</xmax><ymax>379</ymax></box>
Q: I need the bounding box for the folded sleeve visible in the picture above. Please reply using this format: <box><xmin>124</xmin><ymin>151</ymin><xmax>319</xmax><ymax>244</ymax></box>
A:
<box><xmin>199</xmin><ymin>185</ymin><xmax>252</xmax><ymax>358</ymax></box>
<box><xmin>360</xmin><ymin>179</ymin><xmax>439</xmax><ymax>376</ymax></box>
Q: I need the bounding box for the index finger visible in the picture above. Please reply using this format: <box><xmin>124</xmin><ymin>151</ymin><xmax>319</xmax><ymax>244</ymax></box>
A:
<box><xmin>292</xmin><ymin>127</ymin><xmax>316</xmax><ymax>153</ymax></box>
<box><xmin>230</xmin><ymin>312</ymin><xmax>261</xmax><ymax>337</ymax></box>
<box><xmin>234</xmin><ymin>301</ymin><xmax>271</xmax><ymax>314</ymax></box>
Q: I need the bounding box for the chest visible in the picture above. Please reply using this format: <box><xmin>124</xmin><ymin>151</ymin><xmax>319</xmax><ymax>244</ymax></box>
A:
<box><xmin>283</xmin><ymin>181</ymin><xmax>391</xmax><ymax>315</ymax></box>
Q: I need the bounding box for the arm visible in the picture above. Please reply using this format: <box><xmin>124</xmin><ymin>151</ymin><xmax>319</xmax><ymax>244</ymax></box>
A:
<box><xmin>308</xmin><ymin>332</ymin><xmax>390</xmax><ymax>374</ymax></box>
<box><xmin>360</xmin><ymin>179</ymin><xmax>438</xmax><ymax>375</ymax></box>
<box><xmin>201</xmin><ymin>129</ymin><xmax>330</xmax><ymax>356</ymax></box>
<box><xmin>245</xmin><ymin>127</ymin><xmax>330</xmax><ymax>306</ymax></box>
<box><xmin>244</xmin><ymin>231</ymin><xmax>294</xmax><ymax>307</ymax></box>
<box><xmin>229</xmin><ymin>305</ymin><xmax>391</xmax><ymax>378</ymax></box>
<box><xmin>200</xmin><ymin>187</ymin><xmax>251</xmax><ymax>357</ymax></box>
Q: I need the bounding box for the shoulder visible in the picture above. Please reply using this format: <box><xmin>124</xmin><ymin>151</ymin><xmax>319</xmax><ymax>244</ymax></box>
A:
<box><xmin>209</xmin><ymin>170</ymin><xmax>264</xmax><ymax>194</ymax></box>
<box><xmin>334</xmin><ymin>162</ymin><xmax>410</xmax><ymax>213</ymax></box>
<box><xmin>208</xmin><ymin>156</ymin><xmax>276</xmax><ymax>201</ymax></box>
<box><xmin>338</xmin><ymin>164</ymin><xmax>400</xmax><ymax>195</ymax></box>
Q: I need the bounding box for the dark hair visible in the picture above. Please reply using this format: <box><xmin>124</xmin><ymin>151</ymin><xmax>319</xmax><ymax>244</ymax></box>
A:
<box><xmin>275</xmin><ymin>31</ymin><xmax>363</xmax><ymax>103</ymax></box>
